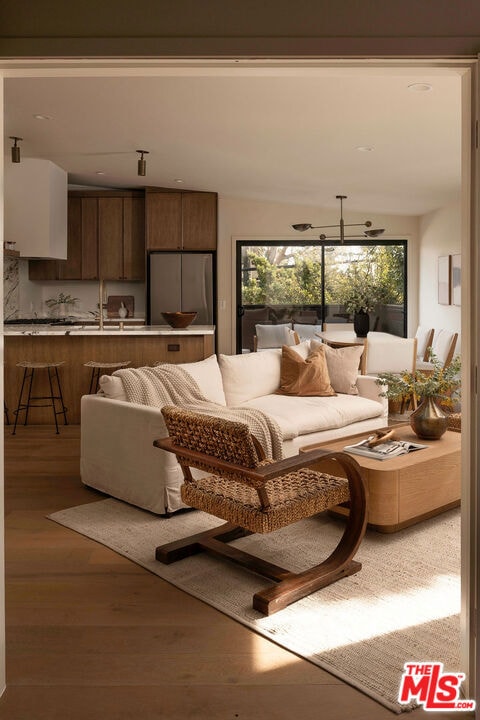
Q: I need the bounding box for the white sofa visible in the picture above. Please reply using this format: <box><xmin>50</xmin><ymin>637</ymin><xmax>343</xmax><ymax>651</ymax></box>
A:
<box><xmin>80</xmin><ymin>347</ymin><xmax>388</xmax><ymax>515</ymax></box>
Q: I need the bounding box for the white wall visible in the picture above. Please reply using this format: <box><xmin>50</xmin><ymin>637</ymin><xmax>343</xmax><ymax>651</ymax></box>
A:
<box><xmin>216</xmin><ymin>195</ymin><xmax>420</xmax><ymax>354</ymax></box>
<box><xmin>418</xmin><ymin>200</ymin><xmax>462</xmax><ymax>339</ymax></box>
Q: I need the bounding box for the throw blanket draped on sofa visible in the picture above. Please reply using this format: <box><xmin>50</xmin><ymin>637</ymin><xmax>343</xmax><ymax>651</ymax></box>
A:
<box><xmin>114</xmin><ymin>364</ymin><xmax>284</xmax><ymax>461</ymax></box>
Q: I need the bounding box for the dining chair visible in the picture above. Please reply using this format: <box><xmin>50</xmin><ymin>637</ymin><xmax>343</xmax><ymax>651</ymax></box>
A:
<box><xmin>253</xmin><ymin>323</ymin><xmax>298</xmax><ymax>351</ymax></box>
<box><xmin>322</xmin><ymin>323</ymin><xmax>355</xmax><ymax>332</ymax></box>
<box><xmin>364</xmin><ymin>335</ymin><xmax>417</xmax><ymax>375</ymax></box>
<box><xmin>416</xmin><ymin>329</ymin><xmax>458</xmax><ymax>370</ymax></box>
<box><xmin>414</xmin><ymin>326</ymin><xmax>434</xmax><ymax>362</ymax></box>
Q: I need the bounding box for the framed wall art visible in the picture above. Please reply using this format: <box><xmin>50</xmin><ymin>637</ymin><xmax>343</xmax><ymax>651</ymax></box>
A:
<box><xmin>438</xmin><ymin>255</ymin><xmax>451</xmax><ymax>305</ymax></box>
<box><xmin>451</xmin><ymin>253</ymin><xmax>461</xmax><ymax>306</ymax></box>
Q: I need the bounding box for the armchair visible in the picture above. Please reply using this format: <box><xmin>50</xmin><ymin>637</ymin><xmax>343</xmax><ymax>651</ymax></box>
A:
<box><xmin>154</xmin><ymin>406</ymin><xmax>368</xmax><ymax>615</ymax></box>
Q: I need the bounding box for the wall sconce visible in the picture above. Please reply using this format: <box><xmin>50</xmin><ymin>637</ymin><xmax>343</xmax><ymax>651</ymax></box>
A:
<box><xmin>292</xmin><ymin>195</ymin><xmax>385</xmax><ymax>244</ymax></box>
<box><xmin>136</xmin><ymin>149</ymin><xmax>149</xmax><ymax>177</ymax></box>
<box><xmin>10</xmin><ymin>136</ymin><xmax>23</xmax><ymax>163</ymax></box>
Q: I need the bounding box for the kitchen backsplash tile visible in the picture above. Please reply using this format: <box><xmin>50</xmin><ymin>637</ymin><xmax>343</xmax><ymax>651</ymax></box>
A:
<box><xmin>4</xmin><ymin>256</ymin><xmax>19</xmax><ymax>320</ymax></box>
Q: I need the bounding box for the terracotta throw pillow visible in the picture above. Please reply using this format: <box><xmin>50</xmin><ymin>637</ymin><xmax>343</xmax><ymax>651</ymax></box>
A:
<box><xmin>276</xmin><ymin>344</ymin><xmax>336</xmax><ymax>397</ymax></box>
<box><xmin>310</xmin><ymin>340</ymin><xmax>363</xmax><ymax>395</ymax></box>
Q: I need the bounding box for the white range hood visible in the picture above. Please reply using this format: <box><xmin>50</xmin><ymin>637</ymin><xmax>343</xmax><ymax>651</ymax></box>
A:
<box><xmin>4</xmin><ymin>158</ymin><xmax>67</xmax><ymax>259</ymax></box>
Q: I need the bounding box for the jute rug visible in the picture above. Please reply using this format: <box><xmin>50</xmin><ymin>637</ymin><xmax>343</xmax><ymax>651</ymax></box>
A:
<box><xmin>49</xmin><ymin>500</ymin><xmax>461</xmax><ymax>714</ymax></box>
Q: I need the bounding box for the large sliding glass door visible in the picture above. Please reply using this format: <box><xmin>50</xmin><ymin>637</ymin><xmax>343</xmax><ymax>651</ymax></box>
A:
<box><xmin>236</xmin><ymin>240</ymin><xmax>407</xmax><ymax>353</ymax></box>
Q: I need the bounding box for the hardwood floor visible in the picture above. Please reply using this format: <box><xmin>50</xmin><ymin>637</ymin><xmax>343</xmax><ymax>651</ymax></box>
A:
<box><xmin>0</xmin><ymin>425</ymin><xmax>462</xmax><ymax>719</ymax></box>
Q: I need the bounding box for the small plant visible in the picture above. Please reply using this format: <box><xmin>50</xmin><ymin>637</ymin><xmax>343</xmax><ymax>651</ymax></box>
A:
<box><xmin>375</xmin><ymin>351</ymin><xmax>461</xmax><ymax>406</ymax></box>
<box><xmin>45</xmin><ymin>292</ymin><xmax>79</xmax><ymax>309</ymax></box>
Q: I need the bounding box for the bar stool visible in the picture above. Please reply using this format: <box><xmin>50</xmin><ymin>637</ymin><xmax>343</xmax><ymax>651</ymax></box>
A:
<box><xmin>84</xmin><ymin>360</ymin><xmax>131</xmax><ymax>394</ymax></box>
<box><xmin>4</xmin><ymin>401</ymin><xmax>10</xmax><ymax>425</ymax></box>
<box><xmin>12</xmin><ymin>361</ymin><xmax>68</xmax><ymax>435</ymax></box>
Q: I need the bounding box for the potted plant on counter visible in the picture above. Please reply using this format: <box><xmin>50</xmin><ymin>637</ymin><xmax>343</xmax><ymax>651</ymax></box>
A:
<box><xmin>45</xmin><ymin>292</ymin><xmax>79</xmax><ymax>318</ymax></box>
<box><xmin>375</xmin><ymin>352</ymin><xmax>461</xmax><ymax>439</ymax></box>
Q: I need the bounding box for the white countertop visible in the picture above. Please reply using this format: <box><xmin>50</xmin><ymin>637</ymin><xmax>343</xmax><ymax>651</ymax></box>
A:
<box><xmin>3</xmin><ymin>324</ymin><xmax>215</xmax><ymax>337</ymax></box>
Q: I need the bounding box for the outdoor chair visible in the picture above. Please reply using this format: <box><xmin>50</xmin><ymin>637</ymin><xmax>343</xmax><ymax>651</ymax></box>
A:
<box><xmin>154</xmin><ymin>406</ymin><xmax>368</xmax><ymax>616</ymax></box>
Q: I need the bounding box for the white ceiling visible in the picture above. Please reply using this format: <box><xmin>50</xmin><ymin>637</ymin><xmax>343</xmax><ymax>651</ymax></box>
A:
<box><xmin>3</xmin><ymin>65</ymin><xmax>463</xmax><ymax>216</ymax></box>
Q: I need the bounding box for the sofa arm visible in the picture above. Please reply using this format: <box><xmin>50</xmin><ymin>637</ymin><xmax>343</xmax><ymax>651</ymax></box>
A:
<box><xmin>356</xmin><ymin>375</ymin><xmax>389</xmax><ymax>418</ymax></box>
<box><xmin>80</xmin><ymin>395</ymin><xmax>189</xmax><ymax>515</ymax></box>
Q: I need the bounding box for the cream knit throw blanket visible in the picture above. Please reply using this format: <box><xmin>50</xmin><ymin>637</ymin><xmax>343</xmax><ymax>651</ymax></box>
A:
<box><xmin>114</xmin><ymin>363</ymin><xmax>284</xmax><ymax>461</ymax></box>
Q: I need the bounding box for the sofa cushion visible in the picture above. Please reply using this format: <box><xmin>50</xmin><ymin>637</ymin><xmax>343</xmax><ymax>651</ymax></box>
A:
<box><xmin>311</xmin><ymin>340</ymin><xmax>363</xmax><ymax>395</ymax></box>
<box><xmin>98</xmin><ymin>374</ymin><xmax>127</xmax><ymax>401</ymax></box>
<box><xmin>276</xmin><ymin>345</ymin><xmax>336</xmax><ymax>397</ymax></box>
<box><xmin>218</xmin><ymin>349</ymin><xmax>281</xmax><ymax>405</ymax></box>
<box><xmin>240</xmin><ymin>393</ymin><xmax>384</xmax><ymax>439</ymax></box>
<box><xmin>101</xmin><ymin>354</ymin><xmax>226</xmax><ymax>406</ymax></box>
<box><xmin>179</xmin><ymin>354</ymin><xmax>226</xmax><ymax>405</ymax></box>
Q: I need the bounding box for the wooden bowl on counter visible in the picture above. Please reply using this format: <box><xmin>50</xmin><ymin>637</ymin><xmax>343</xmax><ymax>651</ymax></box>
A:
<box><xmin>161</xmin><ymin>311</ymin><xmax>197</xmax><ymax>329</ymax></box>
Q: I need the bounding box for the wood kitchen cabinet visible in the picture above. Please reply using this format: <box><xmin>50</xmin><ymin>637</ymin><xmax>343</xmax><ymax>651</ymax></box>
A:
<box><xmin>29</xmin><ymin>191</ymin><xmax>145</xmax><ymax>281</ymax></box>
<box><xmin>99</xmin><ymin>195</ymin><xmax>145</xmax><ymax>280</ymax></box>
<box><xmin>146</xmin><ymin>189</ymin><xmax>217</xmax><ymax>251</ymax></box>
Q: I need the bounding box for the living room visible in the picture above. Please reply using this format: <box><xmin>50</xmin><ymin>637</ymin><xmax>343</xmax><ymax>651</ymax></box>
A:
<box><xmin>0</xmin><ymin>8</ymin><xmax>476</xmax><ymax>719</ymax></box>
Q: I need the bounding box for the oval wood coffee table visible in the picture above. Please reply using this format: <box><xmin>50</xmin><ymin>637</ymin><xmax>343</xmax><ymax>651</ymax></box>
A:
<box><xmin>300</xmin><ymin>424</ymin><xmax>461</xmax><ymax>533</ymax></box>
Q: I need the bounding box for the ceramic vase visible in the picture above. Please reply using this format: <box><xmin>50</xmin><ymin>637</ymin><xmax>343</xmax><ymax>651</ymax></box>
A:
<box><xmin>410</xmin><ymin>396</ymin><xmax>448</xmax><ymax>440</ymax></box>
<box><xmin>353</xmin><ymin>311</ymin><xmax>370</xmax><ymax>338</ymax></box>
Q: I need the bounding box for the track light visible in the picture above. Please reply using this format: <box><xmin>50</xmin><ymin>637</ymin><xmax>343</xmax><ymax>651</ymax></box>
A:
<box><xmin>136</xmin><ymin>149</ymin><xmax>149</xmax><ymax>177</ymax></box>
<box><xmin>10</xmin><ymin>136</ymin><xmax>23</xmax><ymax>163</ymax></box>
<box><xmin>292</xmin><ymin>195</ymin><xmax>385</xmax><ymax>244</ymax></box>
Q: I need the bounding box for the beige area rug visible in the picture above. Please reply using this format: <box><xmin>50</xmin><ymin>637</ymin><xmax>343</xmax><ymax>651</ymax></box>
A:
<box><xmin>49</xmin><ymin>500</ymin><xmax>461</xmax><ymax>714</ymax></box>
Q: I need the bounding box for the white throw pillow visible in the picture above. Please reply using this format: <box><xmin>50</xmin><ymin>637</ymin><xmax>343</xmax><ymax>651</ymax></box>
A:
<box><xmin>287</xmin><ymin>340</ymin><xmax>311</xmax><ymax>359</ymax></box>
<box><xmin>255</xmin><ymin>323</ymin><xmax>292</xmax><ymax>349</ymax></box>
<box><xmin>99</xmin><ymin>354</ymin><xmax>226</xmax><ymax>406</ymax></box>
<box><xmin>310</xmin><ymin>339</ymin><xmax>362</xmax><ymax>395</ymax></box>
<box><xmin>178</xmin><ymin>354</ymin><xmax>226</xmax><ymax>405</ymax></box>
<box><xmin>218</xmin><ymin>349</ymin><xmax>282</xmax><ymax>405</ymax></box>
<box><xmin>99</xmin><ymin>374</ymin><xmax>127</xmax><ymax>400</ymax></box>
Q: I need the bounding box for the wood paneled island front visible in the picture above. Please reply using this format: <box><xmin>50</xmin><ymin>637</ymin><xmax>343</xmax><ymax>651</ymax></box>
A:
<box><xmin>4</xmin><ymin>325</ymin><xmax>215</xmax><ymax>425</ymax></box>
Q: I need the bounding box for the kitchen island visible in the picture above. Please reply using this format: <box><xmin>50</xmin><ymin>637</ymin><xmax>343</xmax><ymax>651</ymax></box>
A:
<box><xmin>4</xmin><ymin>325</ymin><xmax>215</xmax><ymax>425</ymax></box>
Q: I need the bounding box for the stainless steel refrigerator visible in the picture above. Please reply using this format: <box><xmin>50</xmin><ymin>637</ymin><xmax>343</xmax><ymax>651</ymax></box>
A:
<box><xmin>148</xmin><ymin>252</ymin><xmax>215</xmax><ymax>325</ymax></box>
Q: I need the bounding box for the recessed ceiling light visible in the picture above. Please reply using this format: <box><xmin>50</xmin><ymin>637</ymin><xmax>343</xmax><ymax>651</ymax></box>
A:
<box><xmin>33</xmin><ymin>113</ymin><xmax>52</xmax><ymax>120</ymax></box>
<box><xmin>96</xmin><ymin>171</ymin><xmax>106</xmax><ymax>176</ymax></box>
<box><xmin>174</xmin><ymin>178</ymin><xmax>184</xmax><ymax>184</ymax></box>
<box><xmin>356</xmin><ymin>146</ymin><xmax>374</xmax><ymax>152</ymax></box>
<box><xmin>408</xmin><ymin>83</ymin><xmax>432</xmax><ymax>92</ymax></box>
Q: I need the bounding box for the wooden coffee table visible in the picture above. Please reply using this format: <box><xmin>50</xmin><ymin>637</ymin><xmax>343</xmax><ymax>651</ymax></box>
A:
<box><xmin>300</xmin><ymin>424</ymin><xmax>461</xmax><ymax>533</ymax></box>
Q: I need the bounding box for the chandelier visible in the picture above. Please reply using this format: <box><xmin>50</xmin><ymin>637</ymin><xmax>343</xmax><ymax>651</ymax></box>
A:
<box><xmin>292</xmin><ymin>195</ymin><xmax>385</xmax><ymax>244</ymax></box>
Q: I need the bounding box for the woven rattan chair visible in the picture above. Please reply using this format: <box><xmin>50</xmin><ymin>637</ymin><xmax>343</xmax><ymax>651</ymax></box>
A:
<box><xmin>154</xmin><ymin>406</ymin><xmax>368</xmax><ymax>616</ymax></box>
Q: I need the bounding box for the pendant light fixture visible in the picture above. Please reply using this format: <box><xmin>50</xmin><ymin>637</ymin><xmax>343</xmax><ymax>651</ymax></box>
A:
<box><xmin>292</xmin><ymin>195</ymin><xmax>385</xmax><ymax>244</ymax></box>
<box><xmin>136</xmin><ymin>149</ymin><xmax>149</xmax><ymax>177</ymax></box>
<box><xmin>10</xmin><ymin>136</ymin><xmax>23</xmax><ymax>163</ymax></box>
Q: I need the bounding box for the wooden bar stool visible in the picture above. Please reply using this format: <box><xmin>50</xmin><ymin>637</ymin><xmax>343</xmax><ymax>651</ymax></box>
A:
<box><xmin>84</xmin><ymin>360</ymin><xmax>131</xmax><ymax>394</ymax></box>
<box><xmin>12</xmin><ymin>361</ymin><xmax>68</xmax><ymax>435</ymax></box>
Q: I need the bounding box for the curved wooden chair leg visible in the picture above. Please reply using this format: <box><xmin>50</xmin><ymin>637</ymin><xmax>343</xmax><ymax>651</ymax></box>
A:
<box><xmin>253</xmin><ymin>454</ymin><xmax>368</xmax><ymax>615</ymax></box>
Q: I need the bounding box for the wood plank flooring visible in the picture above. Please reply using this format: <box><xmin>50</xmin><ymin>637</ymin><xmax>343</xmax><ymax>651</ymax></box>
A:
<box><xmin>0</xmin><ymin>425</ymin><xmax>461</xmax><ymax>719</ymax></box>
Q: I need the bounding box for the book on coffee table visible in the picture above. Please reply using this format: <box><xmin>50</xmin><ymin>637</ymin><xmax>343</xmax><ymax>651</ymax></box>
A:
<box><xmin>344</xmin><ymin>437</ymin><xmax>429</xmax><ymax>461</ymax></box>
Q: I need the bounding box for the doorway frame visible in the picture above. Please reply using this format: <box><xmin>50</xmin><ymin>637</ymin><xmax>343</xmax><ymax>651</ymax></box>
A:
<box><xmin>0</xmin><ymin>56</ymin><xmax>476</xmax><ymax>702</ymax></box>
